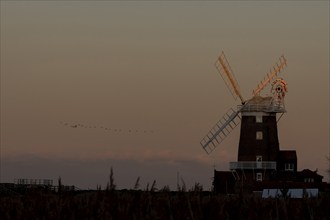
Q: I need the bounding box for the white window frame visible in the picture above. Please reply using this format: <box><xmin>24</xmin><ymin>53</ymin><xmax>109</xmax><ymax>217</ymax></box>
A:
<box><xmin>285</xmin><ymin>163</ymin><xmax>294</xmax><ymax>171</ymax></box>
<box><xmin>256</xmin><ymin>131</ymin><xmax>263</xmax><ymax>140</ymax></box>
<box><xmin>256</xmin><ymin>115</ymin><xmax>263</xmax><ymax>123</ymax></box>
<box><xmin>304</xmin><ymin>178</ymin><xmax>314</xmax><ymax>183</ymax></box>
<box><xmin>256</xmin><ymin>173</ymin><xmax>262</xmax><ymax>182</ymax></box>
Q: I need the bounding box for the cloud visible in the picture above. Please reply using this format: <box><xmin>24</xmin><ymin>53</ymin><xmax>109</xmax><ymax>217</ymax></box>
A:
<box><xmin>75</xmin><ymin>146</ymin><xmax>233</xmax><ymax>168</ymax></box>
<box><xmin>1</xmin><ymin>153</ymin><xmax>223</xmax><ymax>190</ymax></box>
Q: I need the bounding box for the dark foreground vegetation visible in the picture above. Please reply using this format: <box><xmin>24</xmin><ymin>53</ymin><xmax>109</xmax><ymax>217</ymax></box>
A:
<box><xmin>1</xmin><ymin>188</ymin><xmax>330</xmax><ymax>220</ymax></box>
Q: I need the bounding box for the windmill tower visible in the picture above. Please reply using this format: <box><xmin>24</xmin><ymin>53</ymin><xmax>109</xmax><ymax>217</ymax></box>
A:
<box><xmin>200</xmin><ymin>52</ymin><xmax>288</xmax><ymax>188</ymax></box>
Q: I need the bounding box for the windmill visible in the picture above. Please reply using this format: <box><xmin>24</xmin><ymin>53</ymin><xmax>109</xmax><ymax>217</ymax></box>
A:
<box><xmin>200</xmin><ymin>51</ymin><xmax>288</xmax><ymax>184</ymax></box>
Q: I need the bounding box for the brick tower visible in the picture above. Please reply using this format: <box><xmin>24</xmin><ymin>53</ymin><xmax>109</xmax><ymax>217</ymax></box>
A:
<box><xmin>231</xmin><ymin>96</ymin><xmax>285</xmax><ymax>186</ymax></box>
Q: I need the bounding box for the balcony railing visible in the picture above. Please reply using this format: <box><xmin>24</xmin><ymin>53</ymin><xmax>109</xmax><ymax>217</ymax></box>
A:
<box><xmin>238</xmin><ymin>104</ymin><xmax>285</xmax><ymax>113</ymax></box>
<box><xmin>229</xmin><ymin>161</ymin><xmax>277</xmax><ymax>170</ymax></box>
<box><xmin>14</xmin><ymin>178</ymin><xmax>53</xmax><ymax>186</ymax></box>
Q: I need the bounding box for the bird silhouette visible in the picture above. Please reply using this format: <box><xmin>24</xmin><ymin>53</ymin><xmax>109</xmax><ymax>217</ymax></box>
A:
<box><xmin>60</xmin><ymin>121</ymin><xmax>155</xmax><ymax>135</ymax></box>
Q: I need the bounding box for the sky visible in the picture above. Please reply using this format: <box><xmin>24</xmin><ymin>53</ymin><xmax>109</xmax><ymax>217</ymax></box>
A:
<box><xmin>1</xmin><ymin>1</ymin><xmax>329</xmax><ymax>190</ymax></box>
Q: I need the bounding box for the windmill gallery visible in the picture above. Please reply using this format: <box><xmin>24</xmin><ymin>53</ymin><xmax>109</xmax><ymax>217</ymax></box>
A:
<box><xmin>200</xmin><ymin>52</ymin><xmax>326</xmax><ymax>196</ymax></box>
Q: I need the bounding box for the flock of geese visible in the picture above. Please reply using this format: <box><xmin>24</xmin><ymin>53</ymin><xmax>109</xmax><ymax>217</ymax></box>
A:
<box><xmin>60</xmin><ymin>121</ymin><xmax>155</xmax><ymax>134</ymax></box>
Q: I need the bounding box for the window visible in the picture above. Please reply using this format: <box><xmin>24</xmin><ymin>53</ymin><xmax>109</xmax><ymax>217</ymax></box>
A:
<box><xmin>256</xmin><ymin>115</ymin><xmax>263</xmax><ymax>123</ymax></box>
<box><xmin>256</xmin><ymin>173</ymin><xmax>262</xmax><ymax>182</ymax></box>
<box><xmin>256</xmin><ymin>131</ymin><xmax>263</xmax><ymax>140</ymax></box>
<box><xmin>285</xmin><ymin>163</ymin><xmax>294</xmax><ymax>171</ymax></box>
<box><xmin>304</xmin><ymin>178</ymin><xmax>314</xmax><ymax>183</ymax></box>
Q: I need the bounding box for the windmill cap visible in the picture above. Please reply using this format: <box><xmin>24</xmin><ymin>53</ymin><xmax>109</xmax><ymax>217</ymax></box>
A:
<box><xmin>247</xmin><ymin>96</ymin><xmax>273</xmax><ymax>105</ymax></box>
<box><xmin>240</xmin><ymin>95</ymin><xmax>285</xmax><ymax>113</ymax></box>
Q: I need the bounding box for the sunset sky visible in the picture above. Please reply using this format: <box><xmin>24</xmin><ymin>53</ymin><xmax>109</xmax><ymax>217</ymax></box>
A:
<box><xmin>1</xmin><ymin>1</ymin><xmax>329</xmax><ymax>190</ymax></box>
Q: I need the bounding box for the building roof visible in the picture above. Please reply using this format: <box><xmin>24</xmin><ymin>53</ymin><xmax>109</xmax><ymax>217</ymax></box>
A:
<box><xmin>262</xmin><ymin>188</ymin><xmax>319</xmax><ymax>198</ymax></box>
<box><xmin>278</xmin><ymin>150</ymin><xmax>297</xmax><ymax>160</ymax></box>
<box><xmin>298</xmin><ymin>169</ymin><xmax>323</xmax><ymax>179</ymax></box>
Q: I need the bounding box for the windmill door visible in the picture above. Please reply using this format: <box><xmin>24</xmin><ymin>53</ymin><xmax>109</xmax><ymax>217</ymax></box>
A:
<box><xmin>256</xmin><ymin>156</ymin><xmax>262</xmax><ymax>169</ymax></box>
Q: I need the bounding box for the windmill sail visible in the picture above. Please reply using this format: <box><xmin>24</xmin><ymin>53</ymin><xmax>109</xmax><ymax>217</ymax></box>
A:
<box><xmin>252</xmin><ymin>55</ymin><xmax>287</xmax><ymax>96</ymax></box>
<box><xmin>200</xmin><ymin>108</ymin><xmax>241</xmax><ymax>154</ymax></box>
<box><xmin>215</xmin><ymin>52</ymin><xmax>245</xmax><ymax>104</ymax></box>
